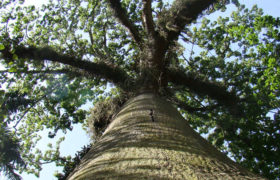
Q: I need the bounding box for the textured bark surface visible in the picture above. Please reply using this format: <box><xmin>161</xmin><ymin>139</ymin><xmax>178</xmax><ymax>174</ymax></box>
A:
<box><xmin>68</xmin><ymin>93</ymin><xmax>264</xmax><ymax>179</ymax></box>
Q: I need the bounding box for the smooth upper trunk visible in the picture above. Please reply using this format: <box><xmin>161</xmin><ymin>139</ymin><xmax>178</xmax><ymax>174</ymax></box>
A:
<box><xmin>67</xmin><ymin>93</ymin><xmax>264</xmax><ymax>179</ymax></box>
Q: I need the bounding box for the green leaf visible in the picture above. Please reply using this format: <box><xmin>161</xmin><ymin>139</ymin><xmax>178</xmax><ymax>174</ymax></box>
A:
<box><xmin>0</xmin><ymin>44</ymin><xmax>4</xmax><ymax>50</ymax></box>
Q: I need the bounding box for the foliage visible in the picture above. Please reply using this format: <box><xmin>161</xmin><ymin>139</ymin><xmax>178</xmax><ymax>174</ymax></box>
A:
<box><xmin>54</xmin><ymin>144</ymin><xmax>92</xmax><ymax>180</ymax></box>
<box><xmin>0</xmin><ymin>125</ymin><xmax>25</xmax><ymax>180</ymax></box>
<box><xmin>179</xmin><ymin>6</ymin><xmax>280</xmax><ymax>179</ymax></box>
<box><xmin>87</xmin><ymin>90</ymin><xmax>130</xmax><ymax>140</ymax></box>
<box><xmin>0</xmin><ymin>0</ymin><xmax>279</xmax><ymax>179</ymax></box>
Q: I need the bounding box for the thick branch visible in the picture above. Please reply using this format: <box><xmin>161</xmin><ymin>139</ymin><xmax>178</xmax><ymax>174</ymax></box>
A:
<box><xmin>0</xmin><ymin>69</ymin><xmax>95</xmax><ymax>79</ymax></box>
<box><xmin>142</xmin><ymin>0</ymin><xmax>156</xmax><ymax>38</ymax></box>
<box><xmin>141</xmin><ymin>0</ymin><xmax>217</xmax><ymax>72</ymax></box>
<box><xmin>107</xmin><ymin>0</ymin><xmax>143</xmax><ymax>48</ymax></box>
<box><xmin>170</xmin><ymin>96</ymin><xmax>220</xmax><ymax>113</ymax></box>
<box><xmin>1</xmin><ymin>46</ymin><xmax>133</xmax><ymax>90</ymax></box>
<box><xmin>167</xmin><ymin>68</ymin><xmax>242</xmax><ymax>115</ymax></box>
<box><xmin>161</xmin><ymin>0</ymin><xmax>217</xmax><ymax>42</ymax></box>
<box><xmin>141</xmin><ymin>0</ymin><xmax>168</xmax><ymax>68</ymax></box>
<box><xmin>0</xmin><ymin>69</ymin><xmax>71</xmax><ymax>74</ymax></box>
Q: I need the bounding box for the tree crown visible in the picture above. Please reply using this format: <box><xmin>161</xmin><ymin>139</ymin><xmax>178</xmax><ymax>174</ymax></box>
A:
<box><xmin>0</xmin><ymin>0</ymin><xmax>279</xmax><ymax>179</ymax></box>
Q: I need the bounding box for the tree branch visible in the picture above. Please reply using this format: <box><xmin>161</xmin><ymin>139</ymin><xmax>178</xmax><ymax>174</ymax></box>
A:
<box><xmin>142</xmin><ymin>0</ymin><xmax>156</xmax><ymax>38</ymax></box>
<box><xmin>13</xmin><ymin>93</ymin><xmax>47</xmax><ymax>129</ymax></box>
<box><xmin>107</xmin><ymin>0</ymin><xmax>143</xmax><ymax>48</ymax></box>
<box><xmin>0</xmin><ymin>69</ymin><xmax>96</xmax><ymax>80</ymax></box>
<box><xmin>88</xmin><ymin>28</ymin><xmax>116</xmax><ymax>66</ymax></box>
<box><xmin>170</xmin><ymin>96</ymin><xmax>220</xmax><ymax>113</ymax></box>
<box><xmin>141</xmin><ymin>0</ymin><xmax>169</xmax><ymax>67</ymax></box>
<box><xmin>0</xmin><ymin>69</ymin><xmax>71</xmax><ymax>75</ymax></box>
<box><xmin>160</xmin><ymin>0</ymin><xmax>217</xmax><ymax>42</ymax></box>
<box><xmin>1</xmin><ymin>46</ymin><xmax>133</xmax><ymax>90</ymax></box>
<box><xmin>167</xmin><ymin>68</ymin><xmax>242</xmax><ymax>116</ymax></box>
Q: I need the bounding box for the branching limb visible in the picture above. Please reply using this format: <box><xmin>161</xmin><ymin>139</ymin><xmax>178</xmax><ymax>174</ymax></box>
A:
<box><xmin>167</xmin><ymin>68</ymin><xmax>242</xmax><ymax>116</ymax></box>
<box><xmin>142</xmin><ymin>0</ymin><xmax>156</xmax><ymax>38</ymax></box>
<box><xmin>1</xmin><ymin>46</ymin><xmax>133</xmax><ymax>90</ymax></box>
<box><xmin>141</xmin><ymin>0</ymin><xmax>169</xmax><ymax>66</ymax></box>
<box><xmin>88</xmin><ymin>28</ymin><xmax>116</xmax><ymax>66</ymax></box>
<box><xmin>107</xmin><ymin>0</ymin><xmax>143</xmax><ymax>48</ymax></box>
<box><xmin>170</xmin><ymin>96</ymin><xmax>220</xmax><ymax>113</ymax></box>
<box><xmin>141</xmin><ymin>0</ymin><xmax>217</xmax><ymax>70</ymax></box>
<box><xmin>13</xmin><ymin>93</ymin><xmax>47</xmax><ymax>130</ymax></box>
<box><xmin>0</xmin><ymin>68</ymin><xmax>98</xmax><ymax>83</ymax></box>
<box><xmin>160</xmin><ymin>0</ymin><xmax>217</xmax><ymax>42</ymax></box>
<box><xmin>0</xmin><ymin>69</ymin><xmax>75</xmax><ymax>75</ymax></box>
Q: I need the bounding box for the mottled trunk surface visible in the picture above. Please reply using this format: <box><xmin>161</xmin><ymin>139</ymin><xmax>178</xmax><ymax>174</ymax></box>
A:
<box><xmin>68</xmin><ymin>93</ymin><xmax>264</xmax><ymax>179</ymax></box>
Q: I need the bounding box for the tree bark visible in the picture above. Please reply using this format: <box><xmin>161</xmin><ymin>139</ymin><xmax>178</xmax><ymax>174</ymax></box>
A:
<box><xmin>67</xmin><ymin>93</ymin><xmax>264</xmax><ymax>179</ymax></box>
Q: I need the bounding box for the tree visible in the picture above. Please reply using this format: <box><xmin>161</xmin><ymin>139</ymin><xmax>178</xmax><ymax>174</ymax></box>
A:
<box><xmin>0</xmin><ymin>0</ymin><xmax>279</xmax><ymax>179</ymax></box>
<box><xmin>0</xmin><ymin>125</ymin><xmax>25</xmax><ymax>180</ymax></box>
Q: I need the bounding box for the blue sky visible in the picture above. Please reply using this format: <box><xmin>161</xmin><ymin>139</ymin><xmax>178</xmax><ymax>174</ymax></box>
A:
<box><xmin>1</xmin><ymin>0</ymin><xmax>280</xmax><ymax>180</ymax></box>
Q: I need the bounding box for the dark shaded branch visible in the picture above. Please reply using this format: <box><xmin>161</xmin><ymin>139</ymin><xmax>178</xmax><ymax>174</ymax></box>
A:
<box><xmin>0</xmin><ymin>69</ymin><xmax>72</xmax><ymax>75</ymax></box>
<box><xmin>141</xmin><ymin>0</ymin><xmax>169</xmax><ymax>68</ymax></box>
<box><xmin>88</xmin><ymin>28</ymin><xmax>116</xmax><ymax>66</ymax></box>
<box><xmin>88</xmin><ymin>4</ymin><xmax>114</xmax><ymax>65</ymax></box>
<box><xmin>107</xmin><ymin>0</ymin><xmax>143</xmax><ymax>48</ymax></box>
<box><xmin>170</xmin><ymin>95</ymin><xmax>220</xmax><ymax>113</ymax></box>
<box><xmin>0</xmin><ymin>68</ymin><xmax>109</xmax><ymax>80</ymax></box>
<box><xmin>12</xmin><ymin>80</ymin><xmax>66</xmax><ymax>130</ymax></box>
<box><xmin>161</xmin><ymin>0</ymin><xmax>217</xmax><ymax>42</ymax></box>
<box><xmin>165</xmin><ymin>88</ymin><xmax>221</xmax><ymax>113</ymax></box>
<box><xmin>4</xmin><ymin>164</ymin><xmax>22</xmax><ymax>180</ymax></box>
<box><xmin>1</xmin><ymin>46</ymin><xmax>133</xmax><ymax>90</ymax></box>
<box><xmin>142</xmin><ymin>0</ymin><xmax>156</xmax><ymax>38</ymax></box>
<box><xmin>13</xmin><ymin>93</ymin><xmax>47</xmax><ymax>129</ymax></box>
<box><xmin>141</xmin><ymin>0</ymin><xmax>217</xmax><ymax>72</ymax></box>
<box><xmin>167</xmin><ymin>68</ymin><xmax>242</xmax><ymax>115</ymax></box>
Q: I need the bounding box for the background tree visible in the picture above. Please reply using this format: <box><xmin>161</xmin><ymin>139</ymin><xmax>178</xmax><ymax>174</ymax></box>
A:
<box><xmin>0</xmin><ymin>125</ymin><xmax>25</xmax><ymax>180</ymax></box>
<box><xmin>0</xmin><ymin>0</ymin><xmax>279</xmax><ymax>179</ymax></box>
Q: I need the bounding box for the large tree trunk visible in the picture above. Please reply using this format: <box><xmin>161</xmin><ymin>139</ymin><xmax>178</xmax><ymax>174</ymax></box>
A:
<box><xmin>68</xmin><ymin>93</ymin><xmax>264</xmax><ymax>179</ymax></box>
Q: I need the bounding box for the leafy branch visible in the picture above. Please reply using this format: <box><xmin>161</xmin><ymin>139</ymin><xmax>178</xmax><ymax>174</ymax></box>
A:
<box><xmin>167</xmin><ymin>68</ymin><xmax>242</xmax><ymax>116</ymax></box>
<box><xmin>170</xmin><ymin>94</ymin><xmax>220</xmax><ymax>113</ymax></box>
<box><xmin>1</xmin><ymin>46</ymin><xmax>133</xmax><ymax>90</ymax></box>
<box><xmin>0</xmin><ymin>69</ymin><xmax>75</xmax><ymax>75</ymax></box>
<box><xmin>107</xmin><ymin>0</ymin><xmax>143</xmax><ymax>48</ymax></box>
<box><xmin>160</xmin><ymin>0</ymin><xmax>218</xmax><ymax>42</ymax></box>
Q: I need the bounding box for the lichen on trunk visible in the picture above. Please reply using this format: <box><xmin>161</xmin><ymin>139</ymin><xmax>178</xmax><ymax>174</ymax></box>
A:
<box><xmin>67</xmin><ymin>93</ymin><xmax>264</xmax><ymax>179</ymax></box>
